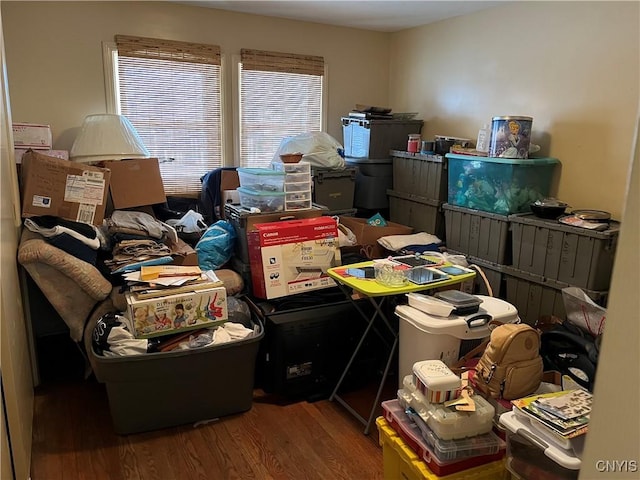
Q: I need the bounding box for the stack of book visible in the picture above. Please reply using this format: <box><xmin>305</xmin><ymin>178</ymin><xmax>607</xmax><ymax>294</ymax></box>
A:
<box><xmin>124</xmin><ymin>265</ymin><xmax>224</xmax><ymax>300</ymax></box>
<box><xmin>511</xmin><ymin>389</ymin><xmax>592</xmax><ymax>442</ymax></box>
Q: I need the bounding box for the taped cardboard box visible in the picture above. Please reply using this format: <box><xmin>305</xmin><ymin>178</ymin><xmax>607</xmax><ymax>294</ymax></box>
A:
<box><xmin>338</xmin><ymin>216</ymin><xmax>413</xmax><ymax>259</ymax></box>
<box><xmin>21</xmin><ymin>150</ymin><xmax>111</xmax><ymax>225</ymax></box>
<box><xmin>103</xmin><ymin>158</ymin><xmax>166</xmax><ymax>210</ymax></box>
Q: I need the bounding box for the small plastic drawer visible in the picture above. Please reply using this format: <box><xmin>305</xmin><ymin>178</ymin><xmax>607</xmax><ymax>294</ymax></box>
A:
<box><xmin>272</xmin><ymin>161</ymin><xmax>311</xmax><ymax>174</ymax></box>
<box><xmin>286</xmin><ymin>190</ymin><xmax>312</xmax><ymax>202</ymax></box>
<box><xmin>285</xmin><ymin>181</ymin><xmax>312</xmax><ymax>193</ymax></box>
<box><xmin>282</xmin><ymin>172</ymin><xmax>311</xmax><ymax>183</ymax></box>
<box><xmin>237</xmin><ymin>167</ymin><xmax>286</xmax><ymax>192</ymax></box>
<box><xmin>285</xmin><ymin>199</ymin><xmax>313</xmax><ymax>211</ymax></box>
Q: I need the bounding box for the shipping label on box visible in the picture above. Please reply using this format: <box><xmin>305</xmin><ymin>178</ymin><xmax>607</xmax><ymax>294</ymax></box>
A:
<box><xmin>248</xmin><ymin>216</ymin><xmax>341</xmax><ymax>299</ymax></box>
<box><xmin>126</xmin><ymin>286</ymin><xmax>228</xmax><ymax>339</ymax></box>
<box><xmin>21</xmin><ymin>150</ymin><xmax>111</xmax><ymax>225</ymax></box>
<box><xmin>12</xmin><ymin>123</ymin><xmax>52</xmax><ymax>149</ymax></box>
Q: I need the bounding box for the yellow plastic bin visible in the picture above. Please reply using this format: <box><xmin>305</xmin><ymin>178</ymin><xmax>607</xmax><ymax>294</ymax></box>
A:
<box><xmin>376</xmin><ymin>417</ymin><xmax>507</xmax><ymax>480</ymax></box>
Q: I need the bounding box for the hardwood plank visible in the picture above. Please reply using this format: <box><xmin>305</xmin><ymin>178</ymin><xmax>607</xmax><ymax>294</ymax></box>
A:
<box><xmin>31</xmin><ymin>380</ymin><xmax>385</xmax><ymax>480</ymax></box>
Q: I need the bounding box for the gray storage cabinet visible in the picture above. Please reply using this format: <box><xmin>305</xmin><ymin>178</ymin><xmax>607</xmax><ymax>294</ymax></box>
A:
<box><xmin>509</xmin><ymin>214</ymin><xmax>619</xmax><ymax>291</ymax></box>
<box><xmin>90</xmin><ymin>319</ymin><xmax>264</xmax><ymax>434</ymax></box>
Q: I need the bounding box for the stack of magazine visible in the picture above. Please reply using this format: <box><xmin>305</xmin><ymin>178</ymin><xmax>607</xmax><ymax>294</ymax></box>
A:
<box><xmin>511</xmin><ymin>389</ymin><xmax>592</xmax><ymax>440</ymax></box>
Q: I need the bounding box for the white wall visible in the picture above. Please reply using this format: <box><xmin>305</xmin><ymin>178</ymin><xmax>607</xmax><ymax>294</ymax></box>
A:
<box><xmin>389</xmin><ymin>1</ymin><xmax>639</xmax><ymax>220</ymax></box>
<box><xmin>1</xmin><ymin>1</ymin><xmax>391</xmax><ymax>165</ymax></box>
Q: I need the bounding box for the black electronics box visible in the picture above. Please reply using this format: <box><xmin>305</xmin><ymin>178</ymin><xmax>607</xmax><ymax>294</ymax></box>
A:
<box><xmin>247</xmin><ymin>290</ymin><xmax>387</xmax><ymax>401</ymax></box>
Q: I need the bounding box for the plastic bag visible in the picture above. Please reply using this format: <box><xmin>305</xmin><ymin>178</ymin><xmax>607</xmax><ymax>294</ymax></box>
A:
<box><xmin>562</xmin><ymin>287</ymin><xmax>606</xmax><ymax>337</ymax></box>
<box><xmin>195</xmin><ymin>220</ymin><xmax>236</xmax><ymax>271</ymax></box>
<box><xmin>166</xmin><ymin>209</ymin><xmax>207</xmax><ymax>234</ymax></box>
<box><xmin>271</xmin><ymin>132</ymin><xmax>345</xmax><ymax>169</ymax></box>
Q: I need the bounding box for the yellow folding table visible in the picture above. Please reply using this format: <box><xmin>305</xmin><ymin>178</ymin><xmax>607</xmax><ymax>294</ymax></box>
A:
<box><xmin>326</xmin><ymin>259</ymin><xmax>475</xmax><ymax>434</ymax></box>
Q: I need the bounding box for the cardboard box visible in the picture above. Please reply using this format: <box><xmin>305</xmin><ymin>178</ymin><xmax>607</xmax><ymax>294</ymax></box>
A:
<box><xmin>12</xmin><ymin>123</ymin><xmax>52</xmax><ymax>149</ymax></box>
<box><xmin>248</xmin><ymin>216</ymin><xmax>341</xmax><ymax>299</ymax></box>
<box><xmin>338</xmin><ymin>216</ymin><xmax>413</xmax><ymax>259</ymax></box>
<box><xmin>125</xmin><ymin>285</ymin><xmax>228</xmax><ymax>339</ymax></box>
<box><xmin>14</xmin><ymin>148</ymin><xmax>68</xmax><ymax>164</ymax></box>
<box><xmin>21</xmin><ymin>150</ymin><xmax>111</xmax><ymax>225</ymax></box>
<box><xmin>103</xmin><ymin>158</ymin><xmax>166</xmax><ymax>210</ymax></box>
<box><xmin>219</xmin><ymin>170</ymin><xmax>240</xmax><ymax>219</ymax></box>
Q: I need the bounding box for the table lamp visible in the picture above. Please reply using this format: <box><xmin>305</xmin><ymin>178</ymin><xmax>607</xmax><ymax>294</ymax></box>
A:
<box><xmin>70</xmin><ymin>113</ymin><xmax>150</xmax><ymax>163</ymax></box>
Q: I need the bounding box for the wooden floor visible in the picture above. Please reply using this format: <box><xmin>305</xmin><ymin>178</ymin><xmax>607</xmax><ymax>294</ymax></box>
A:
<box><xmin>31</xmin><ymin>379</ymin><xmax>390</xmax><ymax>480</ymax></box>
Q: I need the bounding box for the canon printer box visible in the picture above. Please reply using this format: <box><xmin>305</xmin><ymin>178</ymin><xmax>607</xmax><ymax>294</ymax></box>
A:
<box><xmin>247</xmin><ymin>217</ymin><xmax>341</xmax><ymax>299</ymax></box>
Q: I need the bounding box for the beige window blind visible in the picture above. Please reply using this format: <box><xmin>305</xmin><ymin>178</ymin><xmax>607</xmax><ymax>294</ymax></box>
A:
<box><xmin>239</xmin><ymin>49</ymin><xmax>324</xmax><ymax>168</ymax></box>
<box><xmin>115</xmin><ymin>35</ymin><xmax>222</xmax><ymax>196</ymax></box>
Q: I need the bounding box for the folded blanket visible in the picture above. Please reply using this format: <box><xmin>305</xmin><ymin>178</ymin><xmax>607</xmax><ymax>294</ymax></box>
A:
<box><xmin>377</xmin><ymin>232</ymin><xmax>442</xmax><ymax>252</ymax></box>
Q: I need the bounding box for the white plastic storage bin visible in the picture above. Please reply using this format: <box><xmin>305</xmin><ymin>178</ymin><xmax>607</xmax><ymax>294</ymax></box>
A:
<box><xmin>500</xmin><ymin>411</ymin><xmax>581</xmax><ymax>480</ymax></box>
<box><xmin>237</xmin><ymin>167</ymin><xmax>286</xmax><ymax>192</ymax></box>
<box><xmin>395</xmin><ymin>295</ymin><xmax>519</xmax><ymax>387</ymax></box>
<box><xmin>399</xmin><ymin>375</ymin><xmax>495</xmax><ymax>440</ymax></box>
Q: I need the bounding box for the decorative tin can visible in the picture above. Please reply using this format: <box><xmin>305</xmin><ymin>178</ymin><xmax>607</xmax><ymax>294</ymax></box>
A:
<box><xmin>489</xmin><ymin>116</ymin><xmax>533</xmax><ymax>159</ymax></box>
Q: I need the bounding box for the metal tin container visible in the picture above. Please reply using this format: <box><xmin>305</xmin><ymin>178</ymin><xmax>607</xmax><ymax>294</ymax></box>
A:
<box><xmin>489</xmin><ymin>116</ymin><xmax>533</xmax><ymax>159</ymax></box>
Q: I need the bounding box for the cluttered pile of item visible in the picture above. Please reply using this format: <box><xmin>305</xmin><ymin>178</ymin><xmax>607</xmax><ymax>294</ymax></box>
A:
<box><xmin>377</xmin><ymin>282</ymin><xmax>603</xmax><ymax>480</ymax></box>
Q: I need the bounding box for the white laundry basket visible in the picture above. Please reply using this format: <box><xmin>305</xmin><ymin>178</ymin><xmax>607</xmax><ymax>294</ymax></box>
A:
<box><xmin>395</xmin><ymin>295</ymin><xmax>519</xmax><ymax>388</ymax></box>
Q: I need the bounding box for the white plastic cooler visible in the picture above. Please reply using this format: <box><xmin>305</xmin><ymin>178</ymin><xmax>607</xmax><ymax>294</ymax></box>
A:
<box><xmin>395</xmin><ymin>294</ymin><xmax>519</xmax><ymax>387</ymax></box>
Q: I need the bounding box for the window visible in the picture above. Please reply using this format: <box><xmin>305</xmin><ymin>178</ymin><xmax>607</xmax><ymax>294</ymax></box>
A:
<box><xmin>111</xmin><ymin>35</ymin><xmax>223</xmax><ymax>196</ymax></box>
<box><xmin>239</xmin><ymin>49</ymin><xmax>324</xmax><ymax>168</ymax></box>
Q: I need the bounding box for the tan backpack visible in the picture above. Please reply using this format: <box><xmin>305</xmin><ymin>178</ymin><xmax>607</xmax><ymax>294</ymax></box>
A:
<box><xmin>475</xmin><ymin>323</ymin><xmax>543</xmax><ymax>400</ymax></box>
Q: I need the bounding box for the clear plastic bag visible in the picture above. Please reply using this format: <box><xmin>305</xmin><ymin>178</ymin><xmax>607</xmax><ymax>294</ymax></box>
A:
<box><xmin>166</xmin><ymin>209</ymin><xmax>207</xmax><ymax>234</ymax></box>
<box><xmin>562</xmin><ymin>287</ymin><xmax>606</xmax><ymax>337</ymax></box>
<box><xmin>271</xmin><ymin>132</ymin><xmax>345</xmax><ymax>169</ymax></box>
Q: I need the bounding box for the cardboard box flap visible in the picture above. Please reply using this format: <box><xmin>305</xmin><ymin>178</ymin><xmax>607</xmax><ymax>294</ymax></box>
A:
<box><xmin>104</xmin><ymin>158</ymin><xmax>166</xmax><ymax>209</ymax></box>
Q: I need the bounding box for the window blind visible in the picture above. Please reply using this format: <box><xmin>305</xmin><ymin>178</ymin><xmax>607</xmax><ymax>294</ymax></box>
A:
<box><xmin>239</xmin><ymin>49</ymin><xmax>324</xmax><ymax>168</ymax></box>
<box><xmin>115</xmin><ymin>35</ymin><xmax>222</xmax><ymax>195</ymax></box>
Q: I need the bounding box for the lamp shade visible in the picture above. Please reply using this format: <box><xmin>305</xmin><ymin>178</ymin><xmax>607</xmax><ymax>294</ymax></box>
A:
<box><xmin>70</xmin><ymin>114</ymin><xmax>150</xmax><ymax>163</ymax></box>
